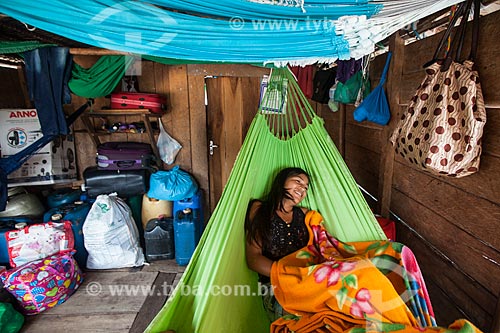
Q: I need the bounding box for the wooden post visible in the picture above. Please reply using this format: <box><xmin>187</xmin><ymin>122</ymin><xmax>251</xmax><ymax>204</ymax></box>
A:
<box><xmin>69</xmin><ymin>47</ymin><xmax>129</xmax><ymax>55</ymax></box>
<box><xmin>338</xmin><ymin>103</ymin><xmax>346</xmax><ymax>157</ymax></box>
<box><xmin>492</xmin><ymin>295</ymin><xmax>500</xmax><ymax>333</ymax></box>
<box><xmin>377</xmin><ymin>33</ymin><xmax>404</xmax><ymax>217</ymax></box>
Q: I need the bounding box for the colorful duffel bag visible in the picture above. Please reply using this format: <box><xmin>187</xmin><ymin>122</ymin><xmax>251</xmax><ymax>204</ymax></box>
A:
<box><xmin>0</xmin><ymin>252</ymin><xmax>83</xmax><ymax>315</ymax></box>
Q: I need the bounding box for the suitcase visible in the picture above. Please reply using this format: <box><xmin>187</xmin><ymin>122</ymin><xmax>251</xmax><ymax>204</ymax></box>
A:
<box><xmin>110</xmin><ymin>92</ymin><xmax>166</xmax><ymax>114</ymax></box>
<box><xmin>97</xmin><ymin>141</ymin><xmax>154</xmax><ymax>170</ymax></box>
<box><xmin>83</xmin><ymin>166</ymin><xmax>150</xmax><ymax>199</ymax></box>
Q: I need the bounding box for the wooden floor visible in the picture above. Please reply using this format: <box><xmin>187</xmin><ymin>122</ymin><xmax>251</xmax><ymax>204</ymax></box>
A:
<box><xmin>19</xmin><ymin>260</ymin><xmax>185</xmax><ymax>333</ymax></box>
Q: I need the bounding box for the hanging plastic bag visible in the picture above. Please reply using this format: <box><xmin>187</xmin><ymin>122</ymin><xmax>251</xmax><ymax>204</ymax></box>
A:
<box><xmin>157</xmin><ymin>120</ymin><xmax>182</xmax><ymax>165</ymax></box>
<box><xmin>353</xmin><ymin>52</ymin><xmax>392</xmax><ymax>125</ymax></box>
<box><xmin>147</xmin><ymin>166</ymin><xmax>198</xmax><ymax>201</ymax></box>
<box><xmin>334</xmin><ymin>70</ymin><xmax>370</xmax><ymax>104</ymax></box>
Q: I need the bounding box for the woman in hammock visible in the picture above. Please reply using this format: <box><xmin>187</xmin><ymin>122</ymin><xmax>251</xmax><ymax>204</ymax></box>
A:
<box><xmin>245</xmin><ymin>167</ymin><xmax>310</xmax><ymax>321</ymax></box>
<box><xmin>245</xmin><ymin>167</ymin><xmax>483</xmax><ymax>333</ymax></box>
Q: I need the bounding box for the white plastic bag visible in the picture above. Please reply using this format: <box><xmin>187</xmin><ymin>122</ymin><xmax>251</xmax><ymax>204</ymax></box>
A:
<box><xmin>157</xmin><ymin>120</ymin><xmax>182</xmax><ymax>165</ymax></box>
<box><xmin>83</xmin><ymin>193</ymin><xmax>145</xmax><ymax>269</ymax></box>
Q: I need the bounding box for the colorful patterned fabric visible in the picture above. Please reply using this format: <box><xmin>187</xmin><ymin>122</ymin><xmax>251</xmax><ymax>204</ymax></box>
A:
<box><xmin>270</xmin><ymin>210</ymin><xmax>483</xmax><ymax>333</ymax></box>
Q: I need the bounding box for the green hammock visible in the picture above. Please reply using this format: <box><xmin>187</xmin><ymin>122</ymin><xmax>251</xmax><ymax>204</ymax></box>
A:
<box><xmin>68</xmin><ymin>55</ymin><xmax>134</xmax><ymax>98</ymax></box>
<box><xmin>146</xmin><ymin>68</ymin><xmax>386</xmax><ymax>333</ymax></box>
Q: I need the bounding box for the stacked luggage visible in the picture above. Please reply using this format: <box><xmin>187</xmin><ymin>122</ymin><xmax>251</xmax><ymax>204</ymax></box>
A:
<box><xmin>0</xmin><ymin>138</ymin><xmax>205</xmax><ymax>317</ymax></box>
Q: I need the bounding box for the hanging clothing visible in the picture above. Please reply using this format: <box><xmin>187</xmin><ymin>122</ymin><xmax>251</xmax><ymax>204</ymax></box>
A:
<box><xmin>289</xmin><ymin>66</ymin><xmax>314</xmax><ymax>99</ymax></box>
<box><xmin>23</xmin><ymin>46</ymin><xmax>72</xmax><ymax>136</ymax></box>
<box><xmin>335</xmin><ymin>58</ymin><xmax>363</xmax><ymax>84</ymax></box>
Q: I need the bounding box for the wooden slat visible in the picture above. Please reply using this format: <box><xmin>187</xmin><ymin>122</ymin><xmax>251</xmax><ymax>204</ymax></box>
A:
<box><xmin>390</xmin><ymin>185</ymin><xmax>500</xmax><ymax>294</ymax></box>
<box><xmin>395</xmin><ymin>149</ymin><xmax>500</xmax><ymax>205</ymax></box>
<box><xmin>187</xmin><ymin>73</ymin><xmax>210</xmax><ymax>219</ymax></box>
<box><xmin>338</xmin><ymin>103</ymin><xmax>346</xmax><ymax>157</ymax></box>
<box><xmin>206</xmin><ymin>78</ymin><xmax>224</xmax><ymax>211</ymax></box>
<box><xmin>345</xmin><ymin>142</ymin><xmax>380</xmax><ymax>197</ymax></box>
<box><xmin>167</xmin><ymin>65</ymin><xmax>192</xmax><ymax>171</ymax></box>
<box><xmin>130</xmin><ymin>272</ymin><xmax>176</xmax><ymax>333</ymax></box>
<box><xmin>402</xmin><ymin>10</ymin><xmax>500</xmax><ymax>105</ymax></box>
<box><xmin>396</xmin><ymin>222</ymin><xmax>494</xmax><ymax>331</ymax></box>
<box><xmin>22</xmin><ymin>314</ymin><xmax>137</xmax><ymax>333</ymax></box>
<box><xmin>315</xmin><ymin>102</ymin><xmax>342</xmax><ymax>147</ymax></box>
<box><xmin>483</xmin><ymin>107</ymin><xmax>500</xmax><ymax>158</ymax></box>
<box><xmin>138</xmin><ymin>60</ymin><xmax>157</xmax><ymax>94</ymax></box>
<box><xmin>378</xmin><ymin>34</ymin><xmax>405</xmax><ymax>217</ymax></box>
<box><xmin>345</xmin><ymin>122</ymin><xmax>383</xmax><ymax>154</ymax></box>
<box><xmin>222</xmin><ymin>77</ymin><xmax>244</xmax><ymax>184</ymax></box>
<box><xmin>187</xmin><ymin>64</ymin><xmax>269</xmax><ymax>77</ymax></box>
<box><xmin>393</xmin><ymin>159</ymin><xmax>500</xmax><ymax>249</ymax></box>
<box><xmin>241</xmin><ymin>77</ymin><xmax>261</xmax><ymax>138</ymax></box>
<box><xmin>0</xmin><ymin>67</ymin><xmax>26</xmax><ymax>108</ymax></box>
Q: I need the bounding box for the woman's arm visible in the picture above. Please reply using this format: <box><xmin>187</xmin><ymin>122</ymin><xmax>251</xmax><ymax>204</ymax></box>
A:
<box><xmin>245</xmin><ymin>201</ymin><xmax>274</xmax><ymax>277</ymax></box>
<box><xmin>246</xmin><ymin>239</ymin><xmax>274</xmax><ymax>277</ymax></box>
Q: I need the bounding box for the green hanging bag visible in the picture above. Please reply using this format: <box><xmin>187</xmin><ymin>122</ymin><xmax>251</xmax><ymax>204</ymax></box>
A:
<box><xmin>334</xmin><ymin>70</ymin><xmax>370</xmax><ymax>104</ymax></box>
<box><xmin>0</xmin><ymin>302</ymin><xmax>24</xmax><ymax>333</ymax></box>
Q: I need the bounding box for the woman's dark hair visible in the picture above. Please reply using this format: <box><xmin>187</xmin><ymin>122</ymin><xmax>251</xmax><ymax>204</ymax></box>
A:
<box><xmin>244</xmin><ymin>167</ymin><xmax>309</xmax><ymax>249</ymax></box>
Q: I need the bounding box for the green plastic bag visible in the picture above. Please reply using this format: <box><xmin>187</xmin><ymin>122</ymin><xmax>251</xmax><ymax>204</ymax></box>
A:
<box><xmin>0</xmin><ymin>302</ymin><xmax>24</xmax><ymax>333</ymax></box>
<box><xmin>334</xmin><ymin>70</ymin><xmax>371</xmax><ymax>104</ymax></box>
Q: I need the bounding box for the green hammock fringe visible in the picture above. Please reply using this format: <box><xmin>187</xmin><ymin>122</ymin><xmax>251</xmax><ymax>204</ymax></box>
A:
<box><xmin>146</xmin><ymin>68</ymin><xmax>386</xmax><ymax>333</ymax></box>
<box><xmin>0</xmin><ymin>41</ymin><xmax>56</xmax><ymax>55</ymax></box>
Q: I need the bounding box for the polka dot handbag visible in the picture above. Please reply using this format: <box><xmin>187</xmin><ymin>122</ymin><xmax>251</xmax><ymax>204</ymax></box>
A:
<box><xmin>390</xmin><ymin>0</ymin><xmax>486</xmax><ymax>178</ymax></box>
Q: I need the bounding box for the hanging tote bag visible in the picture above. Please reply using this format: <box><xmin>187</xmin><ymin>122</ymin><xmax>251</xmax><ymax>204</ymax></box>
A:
<box><xmin>390</xmin><ymin>0</ymin><xmax>486</xmax><ymax>178</ymax></box>
<box><xmin>353</xmin><ymin>52</ymin><xmax>392</xmax><ymax>125</ymax></box>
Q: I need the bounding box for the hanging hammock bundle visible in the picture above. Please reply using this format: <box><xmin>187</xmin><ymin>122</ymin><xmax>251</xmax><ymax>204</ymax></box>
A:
<box><xmin>146</xmin><ymin>68</ymin><xmax>385</xmax><ymax>333</ymax></box>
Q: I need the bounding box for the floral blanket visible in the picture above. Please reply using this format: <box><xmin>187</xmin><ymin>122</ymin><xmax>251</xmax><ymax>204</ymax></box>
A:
<box><xmin>269</xmin><ymin>210</ymin><xmax>483</xmax><ymax>333</ymax></box>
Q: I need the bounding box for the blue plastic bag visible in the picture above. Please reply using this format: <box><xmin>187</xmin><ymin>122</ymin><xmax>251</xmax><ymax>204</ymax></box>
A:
<box><xmin>147</xmin><ymin>166</ymin><xmax>198</xmax><ymax>201</ymax></box>
<box><xmin>353</xmin><ymin>52</ymin><xmax>392</xmax><ymax>125</ymax></box>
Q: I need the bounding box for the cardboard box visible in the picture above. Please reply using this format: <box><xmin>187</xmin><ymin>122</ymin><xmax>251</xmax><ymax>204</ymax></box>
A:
<box><xmin>0</xmin><ymin>109</ymin><xmax>77</xmax><ymax>186</ymax></box>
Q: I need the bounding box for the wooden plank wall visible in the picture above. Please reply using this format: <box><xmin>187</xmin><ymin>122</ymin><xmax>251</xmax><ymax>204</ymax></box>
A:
<box><xmin>314</xmin><ymin>11</ymin><xmax>500</xmax><ymax>332</ymax></box>
<box><xmin>69</xmin><ymin>60</ymin><xmax>267</xmax><ymax>217</ymax></box>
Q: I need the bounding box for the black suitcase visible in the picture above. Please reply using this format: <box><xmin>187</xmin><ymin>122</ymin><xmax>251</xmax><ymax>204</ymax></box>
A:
<box><xmin>83</xmin><ymin>166</ymin><xmax>150</xmax><ymax>198</ymax></box>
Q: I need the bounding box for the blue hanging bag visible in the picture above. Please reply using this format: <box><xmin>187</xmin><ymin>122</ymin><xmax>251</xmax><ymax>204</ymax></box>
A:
<box><xmin>353</xmin><ymin>52</ymin><xmax>392</xmax><ymax>125</ymax></box>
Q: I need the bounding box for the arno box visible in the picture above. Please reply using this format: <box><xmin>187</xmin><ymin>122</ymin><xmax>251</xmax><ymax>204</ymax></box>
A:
<box><xmin>0</xmin><ymin>109</ymin><xmax>77</xmax><ymax>186</ymax></box>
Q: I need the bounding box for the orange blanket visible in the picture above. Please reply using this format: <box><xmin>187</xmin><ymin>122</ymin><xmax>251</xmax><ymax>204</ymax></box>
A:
<box><xmin>270</xmin><ymin>210</ymin><xmax>483</xmax><ymax>333</ymax></box>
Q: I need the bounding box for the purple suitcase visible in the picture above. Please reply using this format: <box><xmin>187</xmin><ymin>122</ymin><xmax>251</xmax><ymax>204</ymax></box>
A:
<box><xmin>97</xmin><ymin>142</ymin><xmax>153</xmax><ymax>170</ymax></box>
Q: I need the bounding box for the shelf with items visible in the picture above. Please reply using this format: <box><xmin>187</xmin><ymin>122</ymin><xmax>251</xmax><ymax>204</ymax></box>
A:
<box><xmin>81</xmin><ymin>109</ymin><xmax>162</xmax><ymax>163</ymax></box>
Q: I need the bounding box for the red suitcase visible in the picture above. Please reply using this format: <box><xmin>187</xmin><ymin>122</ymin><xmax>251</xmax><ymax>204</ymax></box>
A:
<box><xmin>110</xmin><ymin>92</ymin><xmax>166</xmax><ymax>114</ymax></box>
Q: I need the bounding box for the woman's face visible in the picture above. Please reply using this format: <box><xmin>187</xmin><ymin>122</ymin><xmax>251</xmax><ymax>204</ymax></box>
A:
<box><xmin>284</xmin><ymin>173</ymin><xmax>309</xmax><ymax>205</ymax></box>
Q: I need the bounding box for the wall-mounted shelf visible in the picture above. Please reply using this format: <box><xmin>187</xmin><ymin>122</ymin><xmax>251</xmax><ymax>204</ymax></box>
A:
<box><xmin>81</xmin><ymin>109</ymin><xmax>162</xmax><ymax>163</ymax></box>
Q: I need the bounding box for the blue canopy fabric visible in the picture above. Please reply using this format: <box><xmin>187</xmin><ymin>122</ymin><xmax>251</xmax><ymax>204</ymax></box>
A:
<box><xmin>0</xmin><ymin>0</ymin><xmax>382</xmax><ymax>65</ymax></box>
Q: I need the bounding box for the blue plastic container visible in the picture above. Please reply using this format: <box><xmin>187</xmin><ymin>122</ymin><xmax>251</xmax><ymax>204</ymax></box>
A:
<box><xmin>0</xmin><ymin>217</ymin><xmax>34</xmax><ymax>265</ymax></box>
<box><xmin>43</xmin><ymin>201</ymin><xmax>91</xmax><ymax>268</ymax></box>
<box><xmin>173</xmin><ymin>190</ymin><xmax>204</xmax><ymax>266</ymax></box>
<box><xmin>46</xmin><ymin>188</ymin><xmax>82</xmax><ymax>209</ymax></box>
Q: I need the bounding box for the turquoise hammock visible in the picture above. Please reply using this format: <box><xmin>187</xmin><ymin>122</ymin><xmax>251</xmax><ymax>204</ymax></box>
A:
<box><xmin>146</xmin><ymin>68</ymin><xmax>386</xmax><ymax>332</ymax></box>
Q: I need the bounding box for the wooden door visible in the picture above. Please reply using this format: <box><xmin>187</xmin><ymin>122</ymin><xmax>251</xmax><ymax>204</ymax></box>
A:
<box><xmin>205</xmin><ymin>76</ymin><xmax>261</xmax><ymax>212</ymax></box>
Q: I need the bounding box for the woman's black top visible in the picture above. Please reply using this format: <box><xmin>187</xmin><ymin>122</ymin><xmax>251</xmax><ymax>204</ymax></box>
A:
<box><xmin>262</xmin><ymin>206</ymin><xmax>309</xmax><ymax>262</ymax></box>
